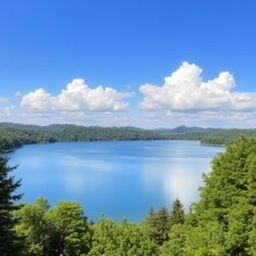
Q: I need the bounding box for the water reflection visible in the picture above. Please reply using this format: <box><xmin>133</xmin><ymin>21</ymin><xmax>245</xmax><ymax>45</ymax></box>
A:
<box><xmin>61</xmin><ymin>155</ymin><xmax>116</xmax><ymax>171</ymax></box>
<box><xmin>61</xmin><ymin>155</ymin><xmax>119</xmax><ymax>194</ymax></box>
<box><xmin>141</xmin><ymin>154</ymin><xmax>221</xmax><ymax>210</ymax></box>
<box><xmin>163</xmin><ymin>164</ymin><xmax>207</xmax><ymax>209</ymax></box>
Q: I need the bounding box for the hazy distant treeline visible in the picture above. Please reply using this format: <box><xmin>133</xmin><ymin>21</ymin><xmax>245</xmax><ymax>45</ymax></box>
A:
<box><xmin>1</xmin><ymin>122</ymin><xmax>256</xmax><ymax>151</ymax></box>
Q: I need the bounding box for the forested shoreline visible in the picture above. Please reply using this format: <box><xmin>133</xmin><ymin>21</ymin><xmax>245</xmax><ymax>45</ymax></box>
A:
<box><xmin>2</xmin><ymin>136</ymin><xmax>256</xmax><ymax>255</ymax></box>
<box><xmin>1</xmin><ymin>122</ymin><xmax>256</xmax><ymax>152</ymax></box>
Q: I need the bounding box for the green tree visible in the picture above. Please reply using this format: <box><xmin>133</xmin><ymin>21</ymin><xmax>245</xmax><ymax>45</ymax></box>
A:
<box><xmin>144</xmin><ymin>206</ymin><xmax>170</xmax><ymax>245</ymax></box>
<box><xmin>184</xmin><ymin>221</ymin><xmax>225</xmax><ymax>256</ymax></box>
<box><xmin>0</xmin><ymin>155</ymin><xmax>23</xmax><ymax>256</ymax></box>
<box><xmin>169</xmin><ymin>199</ymin><xmax>185</xmax><ymax>228</ymax></box>
<box><xmin>160</xmin><ymin>224</ymin><xmax>186</xmax><ymax>256</ymax></box>
<box><xmin>46</xmin><ymin>201</ymin><xmax>92</xmax><ymax>256</ymax></box>
<box><xmin>15</xmin><ymin>197</ymin><xmax>50</xmax><ymax>256</ymax></box>
<box><xmin>184</xmin><ymin>137</ymin><xmax>256</xmax><ymax>255</ymax></box>
<box><xmin>89</xmin><ymin>217</ymin><xmax>120</xmax><ymax>256</ymax></box>
<box><xmin>15</xmin><ymin>198</ymin><xmax>92</xmax><ymax>256</ymax></box>
<box><xmin>89</xmin><ymin>217</ymin><xmax>157</xmax><ymax>256</ymax></box>
<box><xmin>160</xmin><ymin>200</ymin><xmax>185</xmax><ymax>256</ymax></box>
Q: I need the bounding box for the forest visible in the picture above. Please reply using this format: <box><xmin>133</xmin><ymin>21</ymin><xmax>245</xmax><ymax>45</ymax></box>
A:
<box><xmin>1</xmin><ymin>136</ymin><xmax>256</xmax><ymax>255</ymax></box>
<box><xmin>1</xmin><ymin>122</ymin><xmax>256</xmax><ymax>152</ymax></box>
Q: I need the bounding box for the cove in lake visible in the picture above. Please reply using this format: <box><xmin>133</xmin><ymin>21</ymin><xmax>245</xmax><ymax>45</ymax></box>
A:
<box><xmin>10</xmin><ymin>140</ymin><xmax>223</xmax><ymax>222</ymax></box>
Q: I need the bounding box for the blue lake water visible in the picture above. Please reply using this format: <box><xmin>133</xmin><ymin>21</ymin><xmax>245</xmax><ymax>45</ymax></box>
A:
<box><xmin>10</xmin><ymin>140</ymin><xmax>223</xmax><ymax>222</ymax></box>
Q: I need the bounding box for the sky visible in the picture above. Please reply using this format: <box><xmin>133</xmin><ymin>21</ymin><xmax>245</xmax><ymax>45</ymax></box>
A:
<box><xmin>0</xmin><ymin>0</ymin><xmax>256</xmax><ymax>128</ymax></box>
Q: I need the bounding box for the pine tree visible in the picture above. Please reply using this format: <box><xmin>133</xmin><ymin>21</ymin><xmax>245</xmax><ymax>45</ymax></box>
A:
<box><xmin>169</xmin><ymin>199</ymin><xmax>185</xmax><ymax>228</ymax></box>
<box><xmin>0</xmin><ymin>155</ymin><xmax>23</xmax><ymax>255</ymax></box>
<box><xmin>145</xmin><ymin>206</ymin><xmax>170</xmax><ymax>245</ymax></box>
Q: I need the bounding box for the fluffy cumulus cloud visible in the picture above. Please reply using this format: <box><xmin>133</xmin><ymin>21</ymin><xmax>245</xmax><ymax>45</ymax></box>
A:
<box><xmin>21</xmin><ymin>79</ymin><xmax>130</xmax><ymax>114</ymax></box>
<box><xmin>140</xmin><ymin>62</ymin><xmax>256</xmax><ymax>116</ymax></box>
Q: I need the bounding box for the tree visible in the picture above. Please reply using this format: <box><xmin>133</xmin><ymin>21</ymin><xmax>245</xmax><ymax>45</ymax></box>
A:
<box><xmin>15</xmin><ymin>199</ymin><xmax>92</xmax><ymax>256</ymax></box>
<box><xmin>88</xmin><ymin>217</ymin><xmax>120</xmax><ymax>256</ymax></box>
<box><xmin>0</xmin><ymin>155</ymin><xmax>23</xmax><ymax>255</ymax></box>
<box><xmin>144</xmin><ymin>206</ymin><xmax>170</xmax><ymax>245</ymax></box>
<box><xmin>160</xmin><ymin>200</ymin><xmax>185</xmax><ymax>256</ymax></box>
<box><xmin>184</xmin><ymin>137</ymin><xmax>256</xmax><ymax>255</ymax></box>
<box><xmin>46</xmin><ymin>201</ymin><xmax>92</xmax><ymax>256</ymax></box>
<box><xmin>89</xmin><ymin>217</ymin><xmax>157</xmax><ymax>256</ymax></box>
<box><xmin>118</xmin><ymin>221</ymin><xmax>158</xmax><ymax>256</ymax></box>
<box><xmin>15</xmin><ymin>197</ymin><xmax>51</xmax><ymax>256</ymax></box>
<box><xmin>160</xmin><ymin>224</ymin><xmax>186</xmax><ymax>256</ymax></box>
<box><xmin>169</xmin><ymin>199</ymin><xmax>185</xmax><ymax>228</ymax></box>
<box><xmin>184</xmin><ymin>221</ymin><xmax>225</xmax><ymax>256</ymax></box>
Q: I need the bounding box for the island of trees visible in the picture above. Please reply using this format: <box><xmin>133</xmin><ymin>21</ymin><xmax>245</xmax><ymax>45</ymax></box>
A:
<box><xmin>1</xmin><ymin>122</ymin><xmax>256</xmax><ymax>151</ymax></box>
<box><xmin>1</xmin><ymin>136</ymin><xmax>256</xmax><ymax>255</ymax></box>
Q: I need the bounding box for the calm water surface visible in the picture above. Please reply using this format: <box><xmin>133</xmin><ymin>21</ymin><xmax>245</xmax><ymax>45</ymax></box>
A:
<box><xmin>11</xmin><ymin>140</ymin><xmax>223</xmax><ymax>221</ymax></box>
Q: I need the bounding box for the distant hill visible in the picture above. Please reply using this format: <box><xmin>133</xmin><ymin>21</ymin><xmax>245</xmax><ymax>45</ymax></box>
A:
<box><xmin>0</xmin><ymin>122</ymin><xmax>46</xmax><ymax>130</ymax></box>
<box><xmin>155</xmin><ymin>125</ymin><xmax>221</xmax><ymax>134</ymax></box>
<box><xmin>0</xmin><ymin>122</ymin><xmax>223</xmax><ymax>134</ymax></box>
<box><xmin>171</xmin><ymin>125</ymin><xmax>221</xmax><ymax>134</ymax></box>
<box><xmin>0</xmin><ymin>123</ymin><xmax>170</xmax><ymax>151</ymax></box>
<box><xmin>0</xmin><ymin>122</ymin><xmax>256</xmax><ymax>151</ymax></box>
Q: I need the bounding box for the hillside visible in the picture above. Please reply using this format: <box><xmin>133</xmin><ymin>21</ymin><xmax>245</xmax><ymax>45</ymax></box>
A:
<box><xmin>1</xmin><ymin>123</ymin><xmax>256</xmax><ymax>151</ymax></box>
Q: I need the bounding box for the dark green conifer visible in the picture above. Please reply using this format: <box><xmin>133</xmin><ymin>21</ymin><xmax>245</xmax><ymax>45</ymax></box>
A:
<box><xmin>169</xmin><ymin>199</ymin><xmax>185</xmax><ymax>228</ymax></box>
<box><xmin>0</xmin><ymin>155</ymin><xmax>23</xmax><ymax>256</ymax></box>
<box><xmin>145</xmin><ymin>206</ymin><xmax>170</xmax><ymax>245</ymax></box>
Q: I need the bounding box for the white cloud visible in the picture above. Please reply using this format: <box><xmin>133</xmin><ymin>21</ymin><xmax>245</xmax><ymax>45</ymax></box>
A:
<box><xmin>0</xmin><ymin>106</ymin><xmax>16</xmax><ymax>117</ymax></box>
<box><xmin>21</xmin><ymin>79</ymin><xmax>130</xmax><ymax>114</ymax></box>
<box><xmin>3</xmin><ymin>63</ymin><xmax>256</xmax><ymax>128</ymax></box>
<box><xmin>140</xmin><ymin>62</ymin><xmax>256</xmax><ymax>115</ymax></box>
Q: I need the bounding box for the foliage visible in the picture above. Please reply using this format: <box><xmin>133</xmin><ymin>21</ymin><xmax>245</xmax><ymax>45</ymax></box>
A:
<box><xmin>201</xmin><ymin>129</ymin><xmax>256</xmax><ymax>145</ymax></box>
<box><xmin>169</xmin><ymin>199</ymin><xmax>185</xmax><ymax>228</ymax></box>
<box><xmin>0</xmin><ymin>155</ymin><xmax>23</xmax><ymax>256</ymax></box>
<box><xmin>184</xmin><ymin>137</ymin><xmax>256</xmax><ymax>255</ymax></box>
<box><xmin>2</xmin><ymin>122</ymin><xmax>256</xmax><ymax>152</ymax></box>
<box><xmin>15</xmin><ymin>198</ymin><xmax>92</xmax><ymax>256</ymax></box>
<box><xmin>89</xmin><ymin>217</ymin><xmax>157</xmax><ymax>256</ymax></box>
<box><xmin>0</xmin><ymin>124</ymin><xmax>171</xmax><ymax>151</ymax></box>
<box><xmin>160</xmin><ymin>224</ymin><xmax>186</xmax><ymax>256</ymax></box>
<box><xmin>144</xmin><ymin>207</ymin><xmax>170</xmax><ymax>245</ymax></box>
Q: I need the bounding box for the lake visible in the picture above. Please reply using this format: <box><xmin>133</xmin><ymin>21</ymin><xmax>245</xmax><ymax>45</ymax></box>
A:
<box><xmin>10</xmin><ymin>140</ymin><xmax>223</xmax><ymax>222</ymax></box>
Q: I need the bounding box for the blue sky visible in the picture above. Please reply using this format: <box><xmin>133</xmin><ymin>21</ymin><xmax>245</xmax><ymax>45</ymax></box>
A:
<box><xmin>0</xmin><ymin>0</ymin><xmax>256</xmax><ymax>128</ymax></box>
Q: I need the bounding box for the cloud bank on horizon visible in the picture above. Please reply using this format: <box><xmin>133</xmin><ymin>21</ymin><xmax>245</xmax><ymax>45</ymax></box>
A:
<box><xmin>1</xmin><ymin>62</ymin><xmax>256</xmax><ymax>127</ymax></box>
